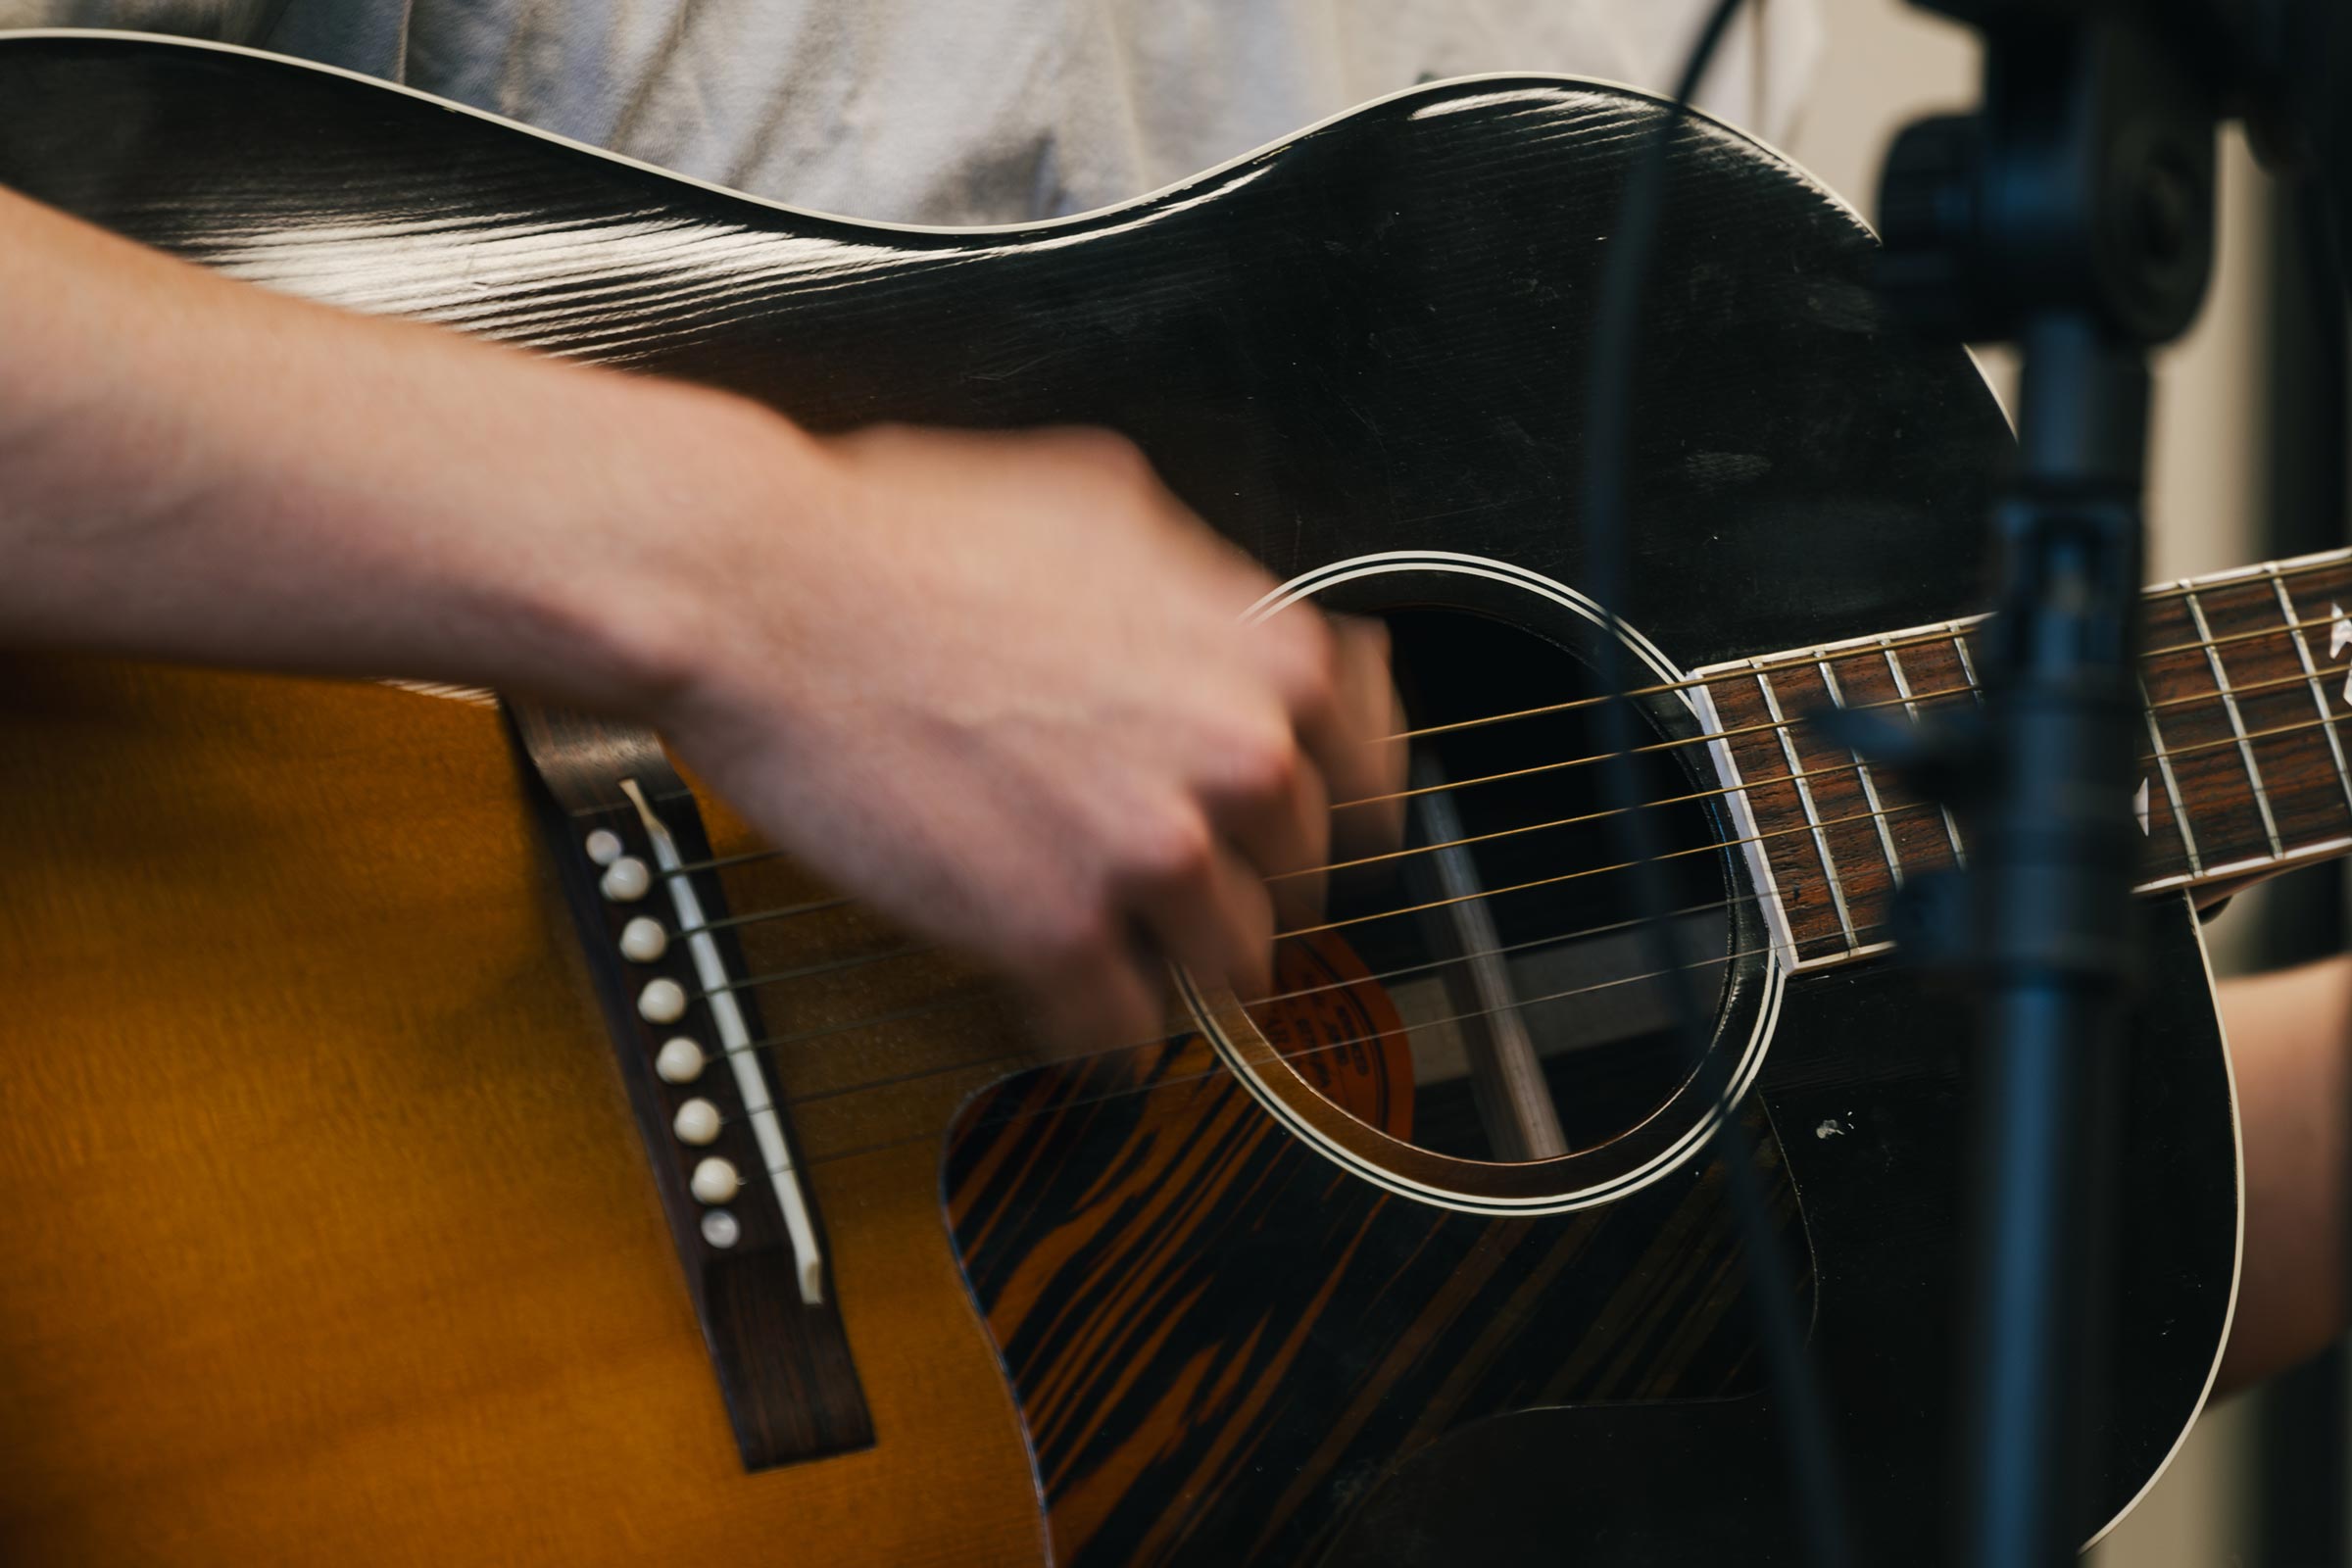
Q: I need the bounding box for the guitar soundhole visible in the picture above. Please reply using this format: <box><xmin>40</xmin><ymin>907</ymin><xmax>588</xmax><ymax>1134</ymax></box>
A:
<box><xmin>1278</xmin><ymin>608</ymin><xmax>1732</xmax><ymax>1163</ymax></box>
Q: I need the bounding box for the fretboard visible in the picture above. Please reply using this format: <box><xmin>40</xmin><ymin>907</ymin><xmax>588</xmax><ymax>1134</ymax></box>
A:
<box><xmin>1692</xmin><ymin>547</ymin><xmax>2352</xmax><ymax>967</ymax></box>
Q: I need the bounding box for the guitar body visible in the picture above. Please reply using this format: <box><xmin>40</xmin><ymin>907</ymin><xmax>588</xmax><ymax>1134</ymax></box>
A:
<box><xmin>0</xmin><ymin>35</ymin><xmax>2237</xmax><ymax>1566</ymax></box>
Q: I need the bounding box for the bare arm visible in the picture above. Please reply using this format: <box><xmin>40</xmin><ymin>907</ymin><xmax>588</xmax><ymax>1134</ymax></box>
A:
<box><xmin>0</xmin><ymin>183</ymin><xmax>1402</xmax><ymax>1048</ymax></box>
<box><xmin>2217</xmin><ymin>953</ymin><xmax>2352</xmax><ymax>1391</ymax></box>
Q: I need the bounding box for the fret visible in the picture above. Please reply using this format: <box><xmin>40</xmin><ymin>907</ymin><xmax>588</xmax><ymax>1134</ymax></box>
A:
<box><xmin>2271</xmin><ymin>562</ymin><xmax>2352</xmax><ymax>819</ymax></box>
<box><xmin>1815</xmin><ymin>659</ymin><xmax>1904</xmax><ymax>887</ymax></box>
<box><xmin>1700</xmin><ymin>549</ymin><xmax>2352</xmax><ymax>922</ymax></box>
<box><xmin>1880</xmin><ymin>636</ymin><xmax>1968</xmax><ymax>865</ymax></box>
<box><xmin>2180</xmin><ymin>586</ymin><xmax>2283</xmax><ymax>858</ymax></box>
<box><xmin>2142</xmin><ymin>584</ymin><xmax>2277</xmax><ymax>873</ymax></box>
<box><xmin>1752</xmin><ymin>666</ymin><xmax>1861</xmax><ymax>949</ymax></box>
<box><xmin>1691</xmin><ymin>665</ymin><xmax>1851</xmax><ymax>963</ymax></box>
<box><xmin>1949</xmin><ymin>628</ymin><xmax>1983</xmax><ymax>702</ymax></box>
<box><xmin>2139</xmin><ymin>674</ymin><xmax>2203</xmax><ymax>878</ymax></box>
<box><xmin>1687</xmin><ymin>681</ymin><xmax>1803</xmax><ymax>970</ymax></box>
<box><xmin>2177</xmin><ymin>564</ymin><xmax>2352</xmax><ymax>871</ymax></box>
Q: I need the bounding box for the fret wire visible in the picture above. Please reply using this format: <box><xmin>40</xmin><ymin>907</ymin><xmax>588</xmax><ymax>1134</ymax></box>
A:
<box><xmin>2180</xmin><ymin>586</ymin><xmax>2283</xmax><ymax>858</ymax></box>
<box><xmin>1816</xmin><ymin>659</ymin><xmax>1904</xmax><ymax>889</ymax></box>
<box><xmin>1752</xmin><ymin>663</ymin><xmax>1860</xmax><ymax>948</ymax></box>
<box><xmin>1882</xmin><ymin>636</ymin><xmax>1967</xmax><ymax>865</ymax></box>
<box><xmin>2139</xmin><ymin>672</ymin><xmax>2203</xmax><ymax>877</ymax></box>
<box><xmin>2272</xmin><ymin>563</ymin><xmax>2352</xmax><ymax>819</ymax></box>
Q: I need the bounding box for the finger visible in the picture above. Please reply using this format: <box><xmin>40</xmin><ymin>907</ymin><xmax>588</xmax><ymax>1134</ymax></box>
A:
<box><xmin>1303</xmin><ymin>616</ymin><xmax>1409</xmax><ymax>857</ymax></box>
<box><xmin>1203</xmin><ymin>727</ymin><xmax>1329</xmax><ymax>929</ymax></box>
<box><xmin>1128</xmin><ymin>826</ymin><xmax>1277</xmax><ymax>1003</ymax></box>
<box><xmin>1027</xmin><ymin>932</ymin><xmax>1169</xmax><ymax>1057</ymax></box>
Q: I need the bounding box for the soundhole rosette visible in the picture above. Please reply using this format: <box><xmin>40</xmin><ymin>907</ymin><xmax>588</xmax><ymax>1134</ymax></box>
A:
<box><xmin>1181</xmin><ymin>552</ymin><xmax>1785</xmax><ymax>1215</ymax></box>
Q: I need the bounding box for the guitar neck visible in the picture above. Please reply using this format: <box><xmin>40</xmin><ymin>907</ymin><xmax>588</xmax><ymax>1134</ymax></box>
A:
<box><xmin>2132</xmin><ymin>548</ymin><xmax>2352</xmax><ymax>893</ymax></box>
<box><xmin>1694</xmin><ymin>547</ymin><xmax>2352</xmax><ymax>969</ymax></box>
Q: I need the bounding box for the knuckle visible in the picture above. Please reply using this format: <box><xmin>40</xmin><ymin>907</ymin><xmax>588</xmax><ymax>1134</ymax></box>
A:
<box><xmin>1129</xmin><ymin>802</ymin><xmax>1215</xmax><ymax>886</ymax></box>
<box><xmin>1224</xmin><ymin>718</ymin><xmax>1301</xmax><ymax>803</ymax></box>
<box><xmin>1025</xmin><ymin>891</ymin><xmax>1118</xmax><ymax>976</ymax></box>
<box><xmin>1268</xmin><ymin>614</ymin><xmax>1339</xmax><ymax>710</ymax></box>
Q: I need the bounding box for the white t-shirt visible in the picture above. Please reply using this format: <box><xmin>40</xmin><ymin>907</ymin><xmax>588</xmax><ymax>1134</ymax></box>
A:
<box><xmin>0</xmin><ymin>0</ymin><xmax>1819</xmax><ymax>223</ymax></box>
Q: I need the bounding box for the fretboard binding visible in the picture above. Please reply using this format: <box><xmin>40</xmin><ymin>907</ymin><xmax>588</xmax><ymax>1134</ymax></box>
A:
<box><xmin>1752</xmin><ymin>664</ymin><xmax>1860</xmax><ymax>949</ymax></box>
<box><xmin>2180</xmin><ymin>586</ymin><xmax>2284</xmax><ymax>858</ymax></box>
<box><xmin>2138</xmin><ymin>835</ymin><xmax>2352</xmax><ymax>895</ymax></box>
<box><xmin>2270</xmin><ymin>564</ymin><xmax>2352</xmax><ymax>819</ymax></box>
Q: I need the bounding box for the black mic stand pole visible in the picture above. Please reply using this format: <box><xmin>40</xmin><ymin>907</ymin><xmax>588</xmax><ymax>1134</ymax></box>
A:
<box><xmin>1875</xmin><ymin>6</ymin><xmax>2218</xmax><ymax>1563</ymax></box>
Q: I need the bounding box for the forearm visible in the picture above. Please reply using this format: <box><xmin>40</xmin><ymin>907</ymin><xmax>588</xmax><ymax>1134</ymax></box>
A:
<box><xmin>2217</xmin><ymin>952</ymin><xmax>2352</xmax><ymax>1391</ymax></box>
<box><xmin>0</xmin><ymin>185</ymin><xmax>1403</xmax><ymax>1054</ymax></box>
<box><xmin>0</xmin><ymin>182</ymin><xmax>815</xmax><ymax>712</ymax></box>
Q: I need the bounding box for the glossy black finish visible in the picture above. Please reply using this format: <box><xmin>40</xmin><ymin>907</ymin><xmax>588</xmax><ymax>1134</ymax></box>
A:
<box><xmin>0</xmin><ymin>36</ymin><xmax>2238</xmax><ymax>1562</ymax></box>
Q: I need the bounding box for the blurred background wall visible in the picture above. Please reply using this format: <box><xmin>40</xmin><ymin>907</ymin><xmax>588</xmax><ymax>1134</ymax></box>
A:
<box><xmin>1776</xmin><ymin>1</ymin><xmax>2347</xmax><ymax>1562</ymax></box>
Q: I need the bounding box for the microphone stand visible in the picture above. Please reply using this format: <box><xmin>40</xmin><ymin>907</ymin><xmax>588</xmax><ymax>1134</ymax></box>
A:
<box><xmin>1874</xmin><ymin>6</ymin><xmax>2219</xmax><ymax>1563</ymax></box>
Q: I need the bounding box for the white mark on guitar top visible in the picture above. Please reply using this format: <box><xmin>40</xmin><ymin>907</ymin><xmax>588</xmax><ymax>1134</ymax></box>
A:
<box><xmin>1814</xmin><ymin>1118</ymin><xmax>1846</xmax><ymax>1139</ymax></box>
<box><xmin>2334</xmin><ymin>605</ymin><xmax>2352</xmax><ymax>706</ymax></box>
<box><xmin>2135</xmin><ymin>778</ymin><xmax>2151</xmax><ymax>837</ymax></box>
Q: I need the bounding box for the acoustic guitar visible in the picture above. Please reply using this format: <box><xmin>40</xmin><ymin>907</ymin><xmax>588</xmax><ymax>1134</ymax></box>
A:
<box><xmin>0</xmin><ymin>30</ymin><xmax>2274</xmax><ymax>1566</ymax></box>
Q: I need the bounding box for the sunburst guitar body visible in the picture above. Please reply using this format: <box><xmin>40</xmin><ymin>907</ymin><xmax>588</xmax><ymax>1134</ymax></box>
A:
<box><xmin>0</xmin><ymin>33</ymin><xmax>2254</xmax><ymax>1568</ymax></box>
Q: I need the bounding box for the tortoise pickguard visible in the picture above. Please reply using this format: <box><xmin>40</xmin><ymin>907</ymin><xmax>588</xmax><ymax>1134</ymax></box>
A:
<box><xmin>945</xmin><ymin>1040</ymin><xmax>1806</xmax><ymax>1567</ymax></box>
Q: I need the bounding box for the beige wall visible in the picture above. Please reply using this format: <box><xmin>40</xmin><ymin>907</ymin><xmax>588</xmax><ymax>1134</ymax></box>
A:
<box><xmin>1777</xmin><ymin>1</ymin><xmax>2275</xmax><ymax>1561</ymax></box>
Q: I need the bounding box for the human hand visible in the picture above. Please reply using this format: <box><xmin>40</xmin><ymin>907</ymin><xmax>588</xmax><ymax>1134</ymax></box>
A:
<box><xmin>654</xmin><ymin>420</ymin><xmax>1404</xmax><ymax>1053</ymax></box>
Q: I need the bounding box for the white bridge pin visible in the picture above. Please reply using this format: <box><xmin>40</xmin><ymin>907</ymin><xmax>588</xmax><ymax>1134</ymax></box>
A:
<box><xmin>672</xmin><ymin>1098</ymin><xmax>721</xmax><ymax>1146</ymax></box>
<box><xmin>690</xmin><ymin>1156</ymin><xmax>741</xmax><ymax>1205</ymax></box>
<box><xmin>654</xmin><ymin>1037</ymin><xmax>705</xmax><ymax>1084</ymax></box>
<box><xmin>584</xmin><ymin>828</ymin><xmax>623</xmax><ymax>866</ymax></box>
<box><xmin>618</xmin><ymin>916</ymin><xmax>667</xmax><ymax>962</ymax></box>
<box><xmin>600</xmin><ymin>856</ymin><xmax>651</xmax><ymax>903</ymax></box>
<box><xmin>637</xmin><ymin>978</ymin><xmax>687</xmax><ymax>1024</ymax></box>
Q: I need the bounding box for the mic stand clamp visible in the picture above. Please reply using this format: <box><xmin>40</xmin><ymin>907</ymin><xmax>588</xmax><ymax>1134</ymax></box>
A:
<box><xmin>1875</xmin><ymin>8</ymin><xmax>2217</xmax><ymax>1565</ymax></box>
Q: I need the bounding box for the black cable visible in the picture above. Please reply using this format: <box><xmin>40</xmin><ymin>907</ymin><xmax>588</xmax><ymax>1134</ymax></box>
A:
<box><xmin>1575</xmin><ymin>6</ymin><xmax>1855</xmax><ymax>1565</ymax></box>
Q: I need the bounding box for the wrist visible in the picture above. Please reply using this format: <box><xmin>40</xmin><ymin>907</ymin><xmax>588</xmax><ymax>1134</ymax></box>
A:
<box><xmin>542</xmin><ymin>376</ymin><xmax>833</xmax><ymax>727</ymax></box>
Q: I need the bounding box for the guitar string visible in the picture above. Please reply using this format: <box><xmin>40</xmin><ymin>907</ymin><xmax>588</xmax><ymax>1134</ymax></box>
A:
<box><xmin>704</xmin><ymin>892</ymin><xmax>1761</xmax><ymax>1078</ymax></box>
<box><xmin>682</xmin><ymin>750</ymin><xmax>1872</xmax><ymax>1003</ymax></box>
<box><xmin>675</xmin><ymin>801</ymin><xmax>1900</xmax><ymax>1017</ymax></box>
<box><xmin>655</xmin><ymin>600</ymin><xmax>2352</xmax><ymax>890</ymax></box>
<box><xmin>1372</xmin><ymin>556</ymin><xmax>2352</xmax><ymax>742</ymax></box>
<box><xmin>662</xmin><ymin>691</ymin><xmax>2339</xmax><ymax>1108</ymax></box>
<box><xmin>1279</xmin><ymin>643</ymin><xmax>2350</xmax><ymax>884</ymax></box>
<box><xmin>775</xmin><ymin>915</ymin><xmax>1896</xmax><ymax>1173</ymax></box>
<box><xmin>751</xmin><ymin>591</ymin><xmax>2352</xmax><ymax>1249</ymax></box>
<box><xmin>754</xmin><ymin>918</ymin><xmax>1799</xmax><ymax>1130</ymax></box>
<box><xmin>1328</xmin><ymin>607</ymin><xmax>2352</xmax><ymax>814</ymax></box>
<box><xmin>664</xmin><ymin>656</ymin><xmax>2352</xmax><ymax>999</ymax></box>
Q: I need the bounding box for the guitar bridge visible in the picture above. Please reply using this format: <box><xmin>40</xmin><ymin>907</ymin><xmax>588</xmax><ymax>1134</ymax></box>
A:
<box><xmin>507</xmin><ymin>702</ymin><xmax>873</xmax><ymax>1470</ymax></box>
